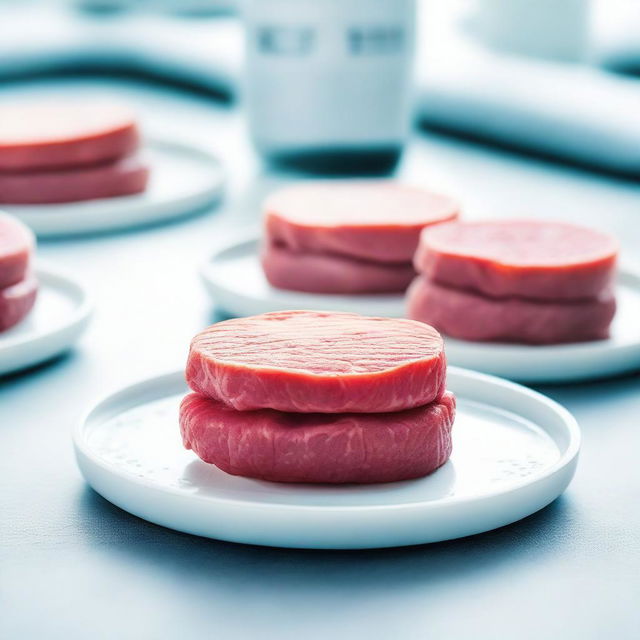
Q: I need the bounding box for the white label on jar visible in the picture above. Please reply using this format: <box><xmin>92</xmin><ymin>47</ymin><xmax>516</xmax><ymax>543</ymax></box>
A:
<box><xmin>244</xmin><ymin>0</ymin><xmax>416</xmax><ymax>152</ymax></box>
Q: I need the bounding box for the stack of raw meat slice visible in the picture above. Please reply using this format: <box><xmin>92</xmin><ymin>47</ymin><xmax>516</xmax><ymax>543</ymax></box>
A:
<box><xmin>261</xmin><ymin>182</ymin><xmax>459</xmax><ymax>294</ymax></box>
<box><xmin>408</xmin><ymin>220</ymin><xmax>618</xmax><ymax>344</ymax></box>
<box><xmin>0</xmin><ymin>103</ymin><xmax>149</xmax><ymax>204</ymax></box>
<box><xmin>0</xmin><ymin>213</ymin><xmax>37</xmax><ymax>331</ymax></box>
<box><xmin>180</xmin><ymin>310</ymin><xmax>456</xmax><ymax>484</ymax></box>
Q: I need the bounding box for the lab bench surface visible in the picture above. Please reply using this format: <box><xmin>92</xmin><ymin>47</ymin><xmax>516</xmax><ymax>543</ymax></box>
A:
<box><xmin>1</xmin><ymin>78</ymin><xmax>639</xmax><ymax>640</ymax></box>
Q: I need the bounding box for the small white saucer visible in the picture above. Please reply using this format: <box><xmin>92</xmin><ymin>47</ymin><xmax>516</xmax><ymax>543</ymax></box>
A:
<box><xmin>2</xmin><ymin>138</ymin><xmax>224</xmax><ymax>238</ymax></box>
<box><xmin>0</xmin><ymin>262</ymin><xmax>92</xmax><ymax>376</ymax></box>
<box><xmin>443</xmin><ymin>269</ymin><xmax>640</xmax><ymax>383</ymax></box>
<box><xmin>200</xmin><ymin>232</ymin><xmax>405</xmax><ymax>318</ymax></box>
<box><xmin>74</xmin><ymin>367</ymin><xmax>579</xmax><ymax>549</ymax></box>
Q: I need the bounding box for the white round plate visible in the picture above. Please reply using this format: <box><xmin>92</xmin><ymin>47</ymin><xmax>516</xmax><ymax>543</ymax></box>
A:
<box><xmin>2</xmin><ymin>138</ymin><xmax>224</xmax><ymax>238</ymax></box>
<box><xmin>0</xmin><ymin>262</ymin><xmax>92</xmax><ymax>376</ymax></box>
<box><xmin>74</xmin><ymin>367</ymin><xmax>579</xmax><ymax>549</ymax></box>
<box><xmin>200</xmin><ymin>232</ymin><xmax>405</xmax><ymax>317</ymax></box>
<box><xmin>443</xmin><ymin>269</ymin><xmax>640</xmax><ymax>383</ymax></box>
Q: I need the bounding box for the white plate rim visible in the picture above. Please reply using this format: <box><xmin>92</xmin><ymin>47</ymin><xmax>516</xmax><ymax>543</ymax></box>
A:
<box><xmin>0</xmin><ymin>260</ymin><xmax>93</xmax><ymax>353</ymax></box>
<box><xmin>73</xmin><ymin>366</ymin><xmax>580</xmax><ymax>515</ymax></box>
<box><xmin>1</xmin><ymin>137</ymin><xmax>225</xmax><ymax>236</ymax></box>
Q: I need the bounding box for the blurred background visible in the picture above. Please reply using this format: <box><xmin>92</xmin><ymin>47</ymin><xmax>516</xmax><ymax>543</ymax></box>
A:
<box><xmin>2</xmin><ymin>4</ymin><xmax>640</xmax><ymax>638</ymax></box>
<box><xmin>1</xmin><ymin>0</ymin><xmax>639</xmax><ymax>178</ymax></box>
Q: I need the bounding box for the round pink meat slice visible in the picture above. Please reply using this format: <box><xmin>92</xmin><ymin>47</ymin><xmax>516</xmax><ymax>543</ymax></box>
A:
<box><xmin>415</xmin><ymin>220</ymin><xmax>618</xmax><ymax>301</ymax></box>
<box><xmin>407</xmin><ymin>277</ymin><xmax>616</xmax><ymax>344</ymax></box>
<box><xmin>0</xmin><ymin>274</ymin><xmax>37</xmax><ymax>332</ymax></box>
<box><xmin>0</xmin><ymin>102</ymin><xmax>140</xmax><ymax>171</ymax></box>
<box><xmin>180</xmin><ymin>391</ymin><xmax>455</xmax><ymax>484</ymax></box>
<box><xmin>0</xmin><ymin>213</ymin><xmax>34</xmax><ymax>289</ymax></box>
<box><xmin>186</xmin><ymin>310</ymin><xmax>447</xmax><ymax>413</ymax></box>
<box><xmin>261</xmin><ymin>242</ymin><xmax>415</xmax><ymax>294</ymax></box>
<box><xmin>265</xmin><ymin>182</ymin><xmax>459</xmax><ymax>264</ymax></box>
<box><xmin>0</xmin><ymin>154</ymin><xmax>149</xmax><ymax>204</ymax></box>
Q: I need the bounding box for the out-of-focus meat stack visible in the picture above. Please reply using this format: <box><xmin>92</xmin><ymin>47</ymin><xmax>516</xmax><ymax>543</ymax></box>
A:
<box><xmin>261</xmin><ymin>182</ymin><xmax>459</xmax><ymax>295</ymax></box>
<box><xmin>408</xmin><ymin>220</ymin><xmax>618</xmax><ymax>344</ymax></box>
<box><xmin>0</xmin><ymin>102</ymin><xmax>149</xmax><ymax>204</ymax></box>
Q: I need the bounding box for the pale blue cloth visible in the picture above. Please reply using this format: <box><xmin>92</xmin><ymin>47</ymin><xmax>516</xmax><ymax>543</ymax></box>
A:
<box><xmin>417</xmin><ymin>50</ymin><xmax>640</xmax><ymax>175</ymax></box>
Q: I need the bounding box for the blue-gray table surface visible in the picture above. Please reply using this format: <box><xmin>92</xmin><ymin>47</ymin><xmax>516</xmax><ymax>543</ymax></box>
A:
<box><xmin>1</xmin><ymin>78</ymin><xmax>639</xmax><ymax>640</ymax></box>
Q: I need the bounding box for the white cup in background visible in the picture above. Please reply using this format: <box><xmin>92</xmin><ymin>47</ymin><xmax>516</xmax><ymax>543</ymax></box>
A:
<box><xmin>470</xmin><ymin>0</ymin><xmax>591</xmax><ymax>62</ymax></box>
<box><xmin>242</xmin><ymin>0</ymin><xmax>416</xmax><ymax>173</ymax></box>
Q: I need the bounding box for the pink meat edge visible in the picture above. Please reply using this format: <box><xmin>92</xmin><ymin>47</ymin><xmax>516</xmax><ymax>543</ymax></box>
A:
<box><xmin>185</xmin><ymin>311</ymin><xmax>448</xmax><ymax>414</ymax></box>
<box><xmin>264</xmin><ymin>182</ymin><xmax>460</xmax><ymax>263</ymax></box>
<box><xmin>180</xmin><ymin>391</ymin><xmax>456</xmax><ymax>484</ymax></box>
<box><xmin>0</xmin><ymin>275</ymin><xmax>38</xmax><ymax>332</ymax></box>
<box><xmin>0</xmin><ymin>154</ymin><xmax>149</xmax><ymax>204</ymax></box>
<box><xmin>261</xmin><ymin>242</ymin><xmax>415</xmax><ymax>294</ymax></box>
<box><xmin>0</xmin><ymin>213</ymin><xmax>35</xmax><ymax>290</ymax></box>
<box><xmin>414</xmin><ymin>220</ymin><xmax>618</xmax><ymax>302</ymax></box>
<box><xmin>407</xmin><ymin>276</ymin><xmax>616</xmax><ymax>345</ymax></box>
<box><xmin>0</xmin><ymin>122</ymin><xmax>140</xmax><ymax>172</ymax></box>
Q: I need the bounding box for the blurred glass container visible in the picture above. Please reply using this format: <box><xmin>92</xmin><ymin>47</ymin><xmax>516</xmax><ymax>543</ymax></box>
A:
<box><xmin>243</xmin><ymin>0</ymin><xmax>416</xmax><ymax>173</ymax></box>
<box><xmin>470</xmin><ymin>0</ymin><xmax>591</xmax><ymax>62</ymax></box>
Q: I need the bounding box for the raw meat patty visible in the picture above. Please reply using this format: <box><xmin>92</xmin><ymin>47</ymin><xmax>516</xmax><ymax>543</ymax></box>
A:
<box><xmin>407</xmin><ymin>277</ymin><xmax>616</xmax><ymax>344</ymax></box>
<box><xmin>261</xmin><ymin>242</ymin><xmax>415</xmax><ymax>294</ymax></box>
<box><xmin>265</xmin><ymin>182</ymin><xmax>459</xmax><ymax>263</ymax></box>
<box><xmin>0</xmin><ymin>154</ymin><xmax>149</xmax><ymax>204</ymax></box>
<box><xmin>187</xmin><ymin>310</ymin><xmax>447</xmax><ymax>413</ymax></box>
<box><xmin>180</xmin><ymin>391</ymin><xmax>455</xmax><ymax>484</ymax></box>
<box><xmin>0</xmin><ymin>102</ymin><xmax>139</xmax><ymax>171</ymax></box>
<box><xmin>415</xmin><ymin>220</ymin><xmax>618</xmax><ymax>301</ymax></box>
<box><xmin>0</xmin><ymin>274</ymin><xmax>37</xmax><ymax>332</ymax></box>
<box><xmin>0</xmin><ymin>213</ymin><xmax>34</xmax><ymax>289</ymax></box>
